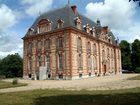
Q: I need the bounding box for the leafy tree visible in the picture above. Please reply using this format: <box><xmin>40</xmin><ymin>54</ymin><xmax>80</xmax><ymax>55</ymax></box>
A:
<box><xmin>0</xmin><ymin>59</ymin><xmax>2</xmax><ymax>75</ymax></box>
<box><xmin>0</xmin><ymin>53</ymin><xmax>23</xmax><ymax>78</ymax></box>
<box><xmin>131</xmin><ymin>39</ymin><xmax>140</xmax><ymax>70</ymax></box>
<box><xmin>119</xmin><ymin>40</ymin><xmax>132</xmax><ymax>70</ymax></box>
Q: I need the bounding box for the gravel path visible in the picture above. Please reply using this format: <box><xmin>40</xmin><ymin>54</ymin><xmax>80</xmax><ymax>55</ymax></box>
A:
<box><xmin>0</xmin><ymin>74</ymin><xmax>140</xmax><ymax>93</ymax></box>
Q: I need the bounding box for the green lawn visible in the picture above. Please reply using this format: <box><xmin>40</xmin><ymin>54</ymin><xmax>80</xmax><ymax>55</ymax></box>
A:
<box><xmin>0</xmin><ymin>88</ymin><xmax>140</xmax><ymax>105</ymax></box>
<box><xmin>0</xmin><ymin>80</ymin><xmax>27</xmax><ymax>89</ymax></box>
<box><xmin>128</xmin><ymin>75</ymin><xmax>140</xmax><ymax>80</ymax></box>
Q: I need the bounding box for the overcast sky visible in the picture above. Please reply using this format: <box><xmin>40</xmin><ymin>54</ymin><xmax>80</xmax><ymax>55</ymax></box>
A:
<box><xmin>0</xmin><ymin>0</ymin><xmax>140</xmax><ymax>58</ymax></box>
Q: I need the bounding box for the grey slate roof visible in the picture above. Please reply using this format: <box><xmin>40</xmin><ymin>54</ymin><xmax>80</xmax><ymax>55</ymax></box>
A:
<box><xmin>27</xmin><ymin>5</ymin><xmax>116</xmax><ymax>44</ymax></box>
<box><xmin>31</xmin><ymin>5</ymin><xmax>96</xmax><ymax>31</ymax></box>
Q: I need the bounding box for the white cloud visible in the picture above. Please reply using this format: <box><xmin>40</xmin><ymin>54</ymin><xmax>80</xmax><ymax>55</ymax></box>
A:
<box><xmin>21</xmin><ymin>0</ymin><xmax>53</xmax><ymax>16</ymax></box>
<box><xmin>0</xmin><ymin>4</ymin><xmax>17</xmax><ymax>30</ymax></box>
<box><xmin>0</xmin><ymin>4</ymin><xmax>22</xmax><ymax>58</ymax></box>
<box><xmin>113</xmin><ymin>23</ymin><xmax>140</xmax><ymax>43</ymax></box>
<box><xmin>85</xmin><ymin>0</ymin><xmax>140</xmax><ymax>42</ymax></box>
<box><xmin>0</xmin><ymin>31</ymin><xmax>23</xmax><ymax>58</ymax></box>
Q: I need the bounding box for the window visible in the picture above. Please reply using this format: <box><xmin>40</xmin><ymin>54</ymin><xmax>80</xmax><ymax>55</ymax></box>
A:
<box><xmin>87</xmin><ymin>42</ymin><xmax>91</xmax><ymax>54</ymax></box>
<box><xmin>28</xmin><ymin>28</ymin><xmax>34</xmax><ymax>35</ymax></box>
<box><xmin>84</xmin><ymin>24</ymin><xmax>90</xmax><ymax>33</ymax></box>
<box><xmin>37</xmin><ymin>19</ymin><xmax>52</xmax><ymax>33</ymax></box>
<box><xmin>46</xmin><ymin>55</ymin><xmax>50</xmax><ymax>72</ymax></box>
<box><xmin>29</xmin><ymin>57</ymin><xmax>32</xmax><ymax>70</ymax></box>
<box><xmin>118</xmin><ymin>50</ymin><xmax>120</xmax><ymax>59</ymax></box>
<box><xmin>93</xmin><ymin>44</ymin><xmax>96</xmax><ymax>55</ymax></box>
<box><xmin>57</xmin><ymin>19</ymin><xmax>64</xmax><ymax>28</ymax></box>
<box><xmin>74</xmin><ymin>17</ymin><xmax>82</xmax><ymax>29</ymax></box>
<box><xmin>93</xmin><ymin>57</ymin><xmax>97</xmax><ymax>70</ymax></box>
<box><xmin>58</xmin><ymin>37</ymin><xmax>63</xmax><ymax>49</ymax></box>
<box><xmin>38</xmin><ymin>56</ymin><xmax>41</xmax><ymax>66</ymax></box>
<box><xmin>28</xmin><ymin>43</ymin><xmax>32</xmax><ymax>53</ymax></box>
<box><xmin>102</xmin><ymin>50</ymin><xmax>105</xmax><ymax>60</ymax></box>
<box><xmin>91</xmin><ymin>27</ymin><xmax>96</xmax><ymax>36</ymax></box>
<box><xmin>58</xmin><ymin>53</ymin><xmax>63</xmax><ymax>70</ymax></box>
<box><xmin>78</xmin><ymin>54</ymin><xmax>82</xmax><ymax>69</ymax></box>
<box><xmin>111</xmin><ymin>49</ymin><xmax>113</xmax><ymax>59</ymax></box>
<box><xmin>107</xmin><ymin>48</ymin><xmax>110</xmax><ymax>58</ymax></box>
<box><xmin>38</xmin><ymin>41</ymin><xmax>41</xmax><ymax>52</ymax></box>
<box><xmin>88</xmin><ymin>56</ymin><xmax>91</xmax><ymax>70</ymax></box>
<box><xmin>77</xmin><ymin>37</ymin><xmax>82</xmax><ymax>52</ymax></box>
<box><xmin>111</xmin><ymin>60</ymin><xmax>114</xmax><ymax>69</ymax></box>
<box><xmin>46</xmin><ymin>39</ymin><xmax>50</xmax><ymax>50</ymax></box>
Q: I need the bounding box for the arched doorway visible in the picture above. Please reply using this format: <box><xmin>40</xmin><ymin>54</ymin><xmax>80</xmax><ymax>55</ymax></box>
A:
<box><xmin>103</xmin><ymin>64</ymin><xmax>107</xmax><ymax>75</ymax></box>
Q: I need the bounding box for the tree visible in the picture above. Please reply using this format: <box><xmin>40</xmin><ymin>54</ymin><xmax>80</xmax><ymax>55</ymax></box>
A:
<box><xmin>119</xmin><ymin>40</ymin><xmax>132</xmax><ymax>70</ymax></box>
<box><xmin>131</xmin><ymin>39</ymin><xmax>140</xmax><ymax>71</ymax></box>
<box><xmin>0</xmin><ymin>53</ymin><xmax>23</xmax><ymax>78</ymax></box>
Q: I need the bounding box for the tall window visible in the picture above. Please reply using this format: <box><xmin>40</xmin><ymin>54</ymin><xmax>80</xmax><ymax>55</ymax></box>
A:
<box><xmin>58</xmin><ymin>53</ymin><xmax>63</xmax><ymax>70</ymax></box>
<box><xmin>58</xmin><ymin>37</ymin><xmax>63</xmax><ymax>49</ymax></box>
<box><xmin>77</xmin><ymin>37</ymin><xmax>82</xmax><ymax>52</ymax></box>
<box><xmin>78</xmin><ymin>54</ymin><xmax>82</xmax><ymax>69</ymax></box>
<box><xmin>38</xmin><ymin>56</ymin><xmax>41</xmax><ymax>66</ymax></box>
<box><xmin>28</xmin><ymin>43</ymin><xmax>32</xmax><ymax>53</ymax></box>
<box><xmin>87</xmin><ymin>42</ymin><xmax>91</xmax><ymax>54</ymax></box>
<box><xmin>93</xmin><ymin>44</ymin><xmax>96</xmax><ymax>55</ymax></box>
<box><xmin>93</xmin><ymin>57</ymin><xmax>97</xmax><ymax>70</ymax></box>
<box><xmin>88</xmin><ymin>56</ymin><xmax>91</xmax><ymax>70</ymax></box>
<box><xmin>102</xmin><ymin>50</ymin><xmax>105</xmax><ymax>60</ymax></box>
<box><xmin>38</xmin><ymin>41</ymin><xmax>41</xmax><ymax>52</ymax></box>
<box><xmin>111</xmin><ymin>49</ymin><xmax>113</xmax><ymax>59</ymax></box>
<box><xmin>118</xmin><ymin>50</ymin><xmax>120</xmax><ymax>59</ymax></box>
<box><xmin>46</xmin><ymin>39</ymin><xmax>50</xmax><ymax>50</ymax></box>
<box><xmin>107</xmin><ymin>48</ymin><xmax>110</xmax><ymax>58</ymax></box>
<box><xmin>112</xmin><ymin>60</ymin><xmax>114</xmax><ymax>69</ymax></box>
<box><xmin>46</xmin><ymin>55</ymin><xmax>50</xmax><ymax>72</ymax></box>
<box><xmin>29</xmin><ymin>57</ymin><xmax>32</xmax><ymax>70</ymax></box>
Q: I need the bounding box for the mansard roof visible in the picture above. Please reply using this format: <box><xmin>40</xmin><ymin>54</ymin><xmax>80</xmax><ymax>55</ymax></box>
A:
<box><xmin>24</xmin><ymin>5</ymin><xmax>116</xmax><ymax>44</ymax></box>
<box><xmin>31</xmin><ymin>5</ymin><xmax>96</xmax><ymax>31</ymax></box>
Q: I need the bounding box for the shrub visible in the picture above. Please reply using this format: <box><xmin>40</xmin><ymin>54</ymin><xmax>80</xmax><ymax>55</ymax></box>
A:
<box><xmin>0</xmin><ymin>75</ymin><xmax>6</xmax><ymax>80</ymax></box>
<box><xmin>134</xmin><ymin>67</ymin><xmax>140</xmax><ymax>73</ymax></box>
<box><xmin>12</xmin><ymin>78</ymin><xmax>18</xmax><ymax>85</ymax></box>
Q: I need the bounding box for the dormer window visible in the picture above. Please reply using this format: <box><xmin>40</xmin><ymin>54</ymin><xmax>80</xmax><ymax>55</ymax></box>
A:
<box><xmin>108</xmin><ymin>35</ymin><xmax>112</xmax><ymax>43</ymax></box>
<box><xmin>37</xmin><ymin>19</ymin><xmax>52</xmax><ymax>34</ymax></box>
<box><xmin>57</xmin><ymin>19</ymin><xmax>64</xmax><ymax>28</ymax></box>
<box><xmin>97</xmin><ymin>19</ymin><xmax>101</xmax><ymax>27</ymax></box>
<box><xmin>115</xmin><ymin>37</ymin><xmax>119</xmax><ymax>45</ymax></box>
<box><xmin>90</xmin><ymin>27</ymin><xmax>96</xmax><ymax>36</ymax></box>
<box><xmin>74</xmin><ymin>17</ymin><xmax>82</xmax><ymax>29</ymax></box>
<box><xmin>83</xmin><ymin>24</ymin><xmax>90</xmax><ymax>33</ymax></box>
<box><xmin>28</xmin><ymin>28</ymin><xmax>34</xmax><ymax>35</ymax></box>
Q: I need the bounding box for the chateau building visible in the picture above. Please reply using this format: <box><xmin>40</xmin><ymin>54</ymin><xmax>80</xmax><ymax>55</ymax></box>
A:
<box><xmin>23</xmin><ymin>5</ymin><xmax>122</xmax><ymax>80</ymax></box>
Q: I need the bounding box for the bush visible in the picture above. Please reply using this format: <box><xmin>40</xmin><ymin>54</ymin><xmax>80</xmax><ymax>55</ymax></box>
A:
<box><xmin>12</xmin><ymin>78</ymin><xmax>18</xmax><ymax>85</ymax></box>
<box><xmin>0</xmin><ymin>75</ymin><xmax>6</xmax><ymax>80</ymax></box>
<box><xmin>134</xmin><ymin>67</ymin><xmax>140</xmax><ymax>73</ymax></box>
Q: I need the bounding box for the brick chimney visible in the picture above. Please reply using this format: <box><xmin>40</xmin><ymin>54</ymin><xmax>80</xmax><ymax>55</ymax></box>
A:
<box><xmin>71</xmin><ymin>5</ymin><xmax>77</xmax><ymax>15</ymax></box>
<box><xmin>103</xmin><ymin>26</ymin><xmax>108</xmax><ymax>34</ymax></box>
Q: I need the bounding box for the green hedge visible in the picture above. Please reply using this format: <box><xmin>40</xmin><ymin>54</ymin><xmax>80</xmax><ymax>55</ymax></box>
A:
<box><xmin>134</xmin><ymin>67</ymin><xmax>140</xmax><ymax>73</ymax></box>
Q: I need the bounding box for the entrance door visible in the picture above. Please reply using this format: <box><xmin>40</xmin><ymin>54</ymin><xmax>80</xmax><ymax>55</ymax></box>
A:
<box><xmin>103</xmin><ymin>65</ymin><xmax>106</xmax><ymax>75</ymax></box>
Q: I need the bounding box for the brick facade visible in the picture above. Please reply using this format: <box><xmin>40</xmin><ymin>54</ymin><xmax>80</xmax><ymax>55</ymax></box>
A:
<box><xmin>22</xmin><ymin>5</ymin><xmax>122</xmax><ymax>80</ymax></box>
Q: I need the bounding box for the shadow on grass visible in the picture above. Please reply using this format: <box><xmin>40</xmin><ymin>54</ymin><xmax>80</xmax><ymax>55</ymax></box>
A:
<box><xmin>34</xmin><ymin>92</ymin><xmax>140</xmax><ymax>105</ymax></box>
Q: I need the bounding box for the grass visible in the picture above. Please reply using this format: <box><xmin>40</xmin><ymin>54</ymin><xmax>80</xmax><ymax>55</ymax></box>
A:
<box><xmin>0</xmin><ymin>80</ymin><xmax>27</xmax><ymax>89</ymax></box>
<box><xmin>0</xmin><ymin>88</ymin><xmax>140</xmax><ymax>105</ymax></box>
<box><xmin>128</xmin><ymin>75</ymin><xmax>140</xmax><ymax>80</ymax></box>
